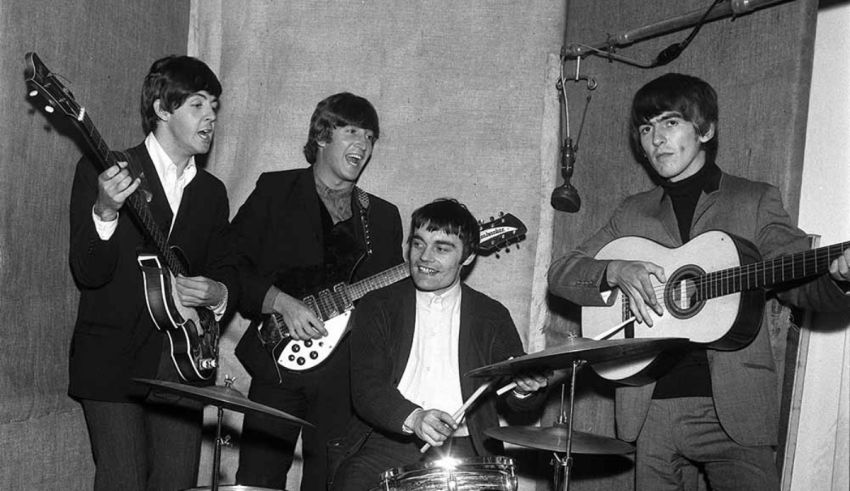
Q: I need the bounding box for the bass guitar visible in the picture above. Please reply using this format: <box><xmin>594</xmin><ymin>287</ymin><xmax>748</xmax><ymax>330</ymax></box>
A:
<box><xmin>25</xmin><ymin>52</ymin><xmax>219</xmax><ymax>382</ymax></box>
<box><xmin>584</xmin><ymin>230</ymin><xmax>848</xmax><ymax>385</ymax></box>
<box><xmin>258</xmin><ymin>212</ymin><xmax>527</xmax><ymax>371</ymax></box>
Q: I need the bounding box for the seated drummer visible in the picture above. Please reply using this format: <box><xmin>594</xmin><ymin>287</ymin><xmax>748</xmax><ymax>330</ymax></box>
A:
<box><xmin>331</xmin><ymin>198</ymin><xmax>549</xmax><ymax>490</ymax></box>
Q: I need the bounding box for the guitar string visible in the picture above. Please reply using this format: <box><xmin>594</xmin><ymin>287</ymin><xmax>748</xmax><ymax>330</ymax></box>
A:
<box><xmin>632</xmin><ymin>242</ymin><xmax>846</xmax><ymax>302</ymax></box>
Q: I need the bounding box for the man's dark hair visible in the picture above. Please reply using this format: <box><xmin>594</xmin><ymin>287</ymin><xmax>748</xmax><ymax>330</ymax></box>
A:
<box><xmin>140</xmin><ymin>55</ymin><xmax>222</xmax><ymax>135</ymax></box>
<box><xmin>303</xmin><ymin>92</ymin><xmax>380</xmax><ymax>164</ymax></box>
<box><xmin>630</xmin><ymin>73</ymin><xmax>719</xmax><ymax>164</ymax></box>
<box><xmin>409</xmin><ymin>198</ymin><xmax>479</xmax><ymax>260</ymax></box>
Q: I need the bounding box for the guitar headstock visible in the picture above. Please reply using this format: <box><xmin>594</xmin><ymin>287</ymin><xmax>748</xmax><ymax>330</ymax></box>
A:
<box><xmin>25</xmin><ymin>52</ymin><xmax>83</xmax><ymax>121</ymax></box>
<box><xmin>478</xmin><ymin>212</ymin><xmax>527</xmax><ymax>257</ymax></box>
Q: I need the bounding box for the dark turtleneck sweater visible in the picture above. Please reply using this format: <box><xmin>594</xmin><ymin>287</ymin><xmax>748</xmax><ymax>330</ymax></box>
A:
<box><xmin>652</xmin><ymin>160</ymin><xmax>721</xmax><ymax>399</ymax></box>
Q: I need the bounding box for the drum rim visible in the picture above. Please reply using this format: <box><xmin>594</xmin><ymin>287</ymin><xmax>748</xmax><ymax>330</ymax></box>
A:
<box><xmin>380</xmin><ymin>455</ymin><xmax>515</xmax><ymax>479</ymax></box>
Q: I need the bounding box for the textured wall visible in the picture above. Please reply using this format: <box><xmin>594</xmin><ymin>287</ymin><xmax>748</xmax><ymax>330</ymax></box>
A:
<box><xmin>0</xmin><ymin>1</ymin><xmax>190</xmax><ymax>488</ymax></box>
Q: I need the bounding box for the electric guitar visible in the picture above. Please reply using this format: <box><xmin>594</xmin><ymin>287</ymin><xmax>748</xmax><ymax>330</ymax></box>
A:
<box><xmin>258</xmin><ymin>212</ymin><xmax>527</xmax><ymax>371</ymax></box>
<box><xmin>25</xmin><ymin>52</ymin><xmax>219</xmax><ymax>382</ymax></box>
<box><xmin>583</xmin><ymin>230</ymin><xmax>849</xmax><ymax>385</ymax></box>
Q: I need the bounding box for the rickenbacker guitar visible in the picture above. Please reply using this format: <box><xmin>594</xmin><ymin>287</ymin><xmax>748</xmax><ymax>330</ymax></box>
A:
<box><xmin>257</xmin><ymin>212</ymin><xmax>527</xmax><ymax>371</ymax></box>
<box><xmin>25</xmin><ymin>52</ymin><xmax>218</xmax><ymax>382</ymax></box>
<box><xmin>584</xmin><ymin>230</ymin><xmax>848</xmax><ymax>385</ymax></box>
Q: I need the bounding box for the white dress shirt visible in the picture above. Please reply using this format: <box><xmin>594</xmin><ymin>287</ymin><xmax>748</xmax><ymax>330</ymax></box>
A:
<box><xmin>398</xmin><ymin>281</ymin><xmax>469</xmax><ymax>436</ymax></box>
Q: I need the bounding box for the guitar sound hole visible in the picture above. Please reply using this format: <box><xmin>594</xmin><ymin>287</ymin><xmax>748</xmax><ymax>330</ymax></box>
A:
<box><xmin>665</xmin><ymin>264</ymin><xmax>706</xmax><ymax>319</ymax></box>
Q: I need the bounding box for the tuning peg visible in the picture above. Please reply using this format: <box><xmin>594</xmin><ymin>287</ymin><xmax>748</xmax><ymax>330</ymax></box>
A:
<box><xmin>28</xmin><ymin>90</ymin><xmax>38</xmax><ymax>98</ymax></box>
<box><xmin>44</xmin><ymin>105</ymin><xmax>54</xmax><ymax>113</ymax></box>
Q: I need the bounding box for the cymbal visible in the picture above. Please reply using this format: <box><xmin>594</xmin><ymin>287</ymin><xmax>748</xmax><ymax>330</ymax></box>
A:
<box><xmin>485</xmin><ymin>425</ymin><xmax>634</xmax><ymax>455</ymax></box>
<box><xmin>134</xmin><ymin>378</ymin><xmax>313</xmax><ymax>428</ymax></box>
<box><xmin>466</xmin><ymin>336</ymin><xmax>689</xmax><ymax>378</ymax></box>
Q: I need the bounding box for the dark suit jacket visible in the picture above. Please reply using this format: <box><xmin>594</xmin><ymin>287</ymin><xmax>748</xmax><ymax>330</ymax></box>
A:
<box><xmin>548</xmin><ymin>171</ymin><xmax>850</xmax><ymax>446</ymax></box>
<box><xmin>346</xmin><ymin>279</ymin><xmax>545</xmax><ymax>456</ymax></box>
<box><xmin>68</xmin><ymin>142</ymin><xmax>237</xmax><ymax>402</ymax></box>
<box><xmin>231</xmin><ymin>167</ymin><xmax>404</xmax><ymax>382</ymax></box>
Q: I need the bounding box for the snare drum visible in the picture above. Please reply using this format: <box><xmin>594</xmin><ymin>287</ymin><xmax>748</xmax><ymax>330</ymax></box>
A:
<box><xmin>375</xmin><ymin>456</ymin><xmax>517</xmax><ymax>490</ymax></box>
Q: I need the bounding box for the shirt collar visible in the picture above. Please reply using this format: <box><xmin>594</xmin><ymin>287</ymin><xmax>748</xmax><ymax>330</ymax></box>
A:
<box><xmin>416</xmin><ymin>280</ymin><xmax>462</xmax><ymax>307</ymax></box>
<box><xmin>145</xmin><ymin>132</ymin><xmax>197</xmax><ymax>182</ymax></box>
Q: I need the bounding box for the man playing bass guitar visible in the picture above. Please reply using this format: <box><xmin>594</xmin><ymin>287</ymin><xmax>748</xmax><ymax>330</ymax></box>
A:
<box><xmin>230</xmin><ymin>92</ymin><xmax>404</xmax><ymax>490</ymax></box>
<box><xmin>68</xmin><ymin>55</ymin><xmax>237</xmax><ymax>491</ymax></box>
<box><xmin>548</xmin><ymin>73</ymin><xmax>850</xmax><ymax>491</ymax></box>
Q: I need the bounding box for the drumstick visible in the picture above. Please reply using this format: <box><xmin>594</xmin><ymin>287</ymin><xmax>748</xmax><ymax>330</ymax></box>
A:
<box><xmin>419</xmin><ymin>380</ymin><xmax>493</xmax><ymax>453</ymax></box>
<box><xmin>591</xmin><ymin>317</ymin><xmax>635</xmax><ymax>341</ymax></box>
<box><xmin>494</xmin><ymin>317</ymin><xmax>635</xmax><ymax>396</ymax></box>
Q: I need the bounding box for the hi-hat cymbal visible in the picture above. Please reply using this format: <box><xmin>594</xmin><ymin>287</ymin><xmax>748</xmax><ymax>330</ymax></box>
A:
<box><xmin>466</xmin><ymin>336</ymin><xmax>689</xmax><ymax>378</ymax></box>
<box><xmin>134</xmin><ymin>378</ymin><xmax>313</xmax><ymax>428</ymax></box>
<box><xmin>485</xmin><ymin>425</ymin><xmax>634</xmax><ymax>455</ymax></box>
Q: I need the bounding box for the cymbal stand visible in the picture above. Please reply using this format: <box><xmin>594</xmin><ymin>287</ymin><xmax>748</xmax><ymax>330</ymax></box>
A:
<box><xmin>551</xmin><ymin>359</ymin><xmax>583</xmax><ymax>491</ymax></box>
<box><xmin>209</xmin><ymin>376</ymin><xmax>235</xmax><ymax>491</ymax></box>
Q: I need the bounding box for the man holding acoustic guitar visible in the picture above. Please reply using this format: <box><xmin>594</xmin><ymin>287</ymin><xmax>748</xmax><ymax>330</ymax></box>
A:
<box><xmin>548</xmin><ymin>73</ymin><xmax>850</xmax><ymax>490</ymax></box>
<box><xmin>67</xmin><ymin>55</ymin><xmax>237</xmax><ymax>490</ymax></box>
<box><xmin>229</xmin><ymin>92</ymin><xmax>404</xmax><ymax>490</ymax></box>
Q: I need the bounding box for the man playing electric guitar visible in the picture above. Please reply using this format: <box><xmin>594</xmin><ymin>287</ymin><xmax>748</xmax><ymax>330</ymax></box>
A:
<box><xmin>548</xmin><ymin>73</ymin><xmax>850</xmax><ymax>490</ymax></box>
<box><xmin>230</xmin><ymin>92</ymin><xmax>404</xmax><ymax>490</ymax></box>
<box><xmin>68</xmin><ymin>56</ymin><xmax>237</xmax><ymax>491</ymax></box>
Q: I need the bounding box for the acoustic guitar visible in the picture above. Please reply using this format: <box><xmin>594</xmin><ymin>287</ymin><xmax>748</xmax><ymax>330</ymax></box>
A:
<box><xmin>583</xmin><ymin>230</ymin><xmax>848</xmax><ymax>384</ymax></box>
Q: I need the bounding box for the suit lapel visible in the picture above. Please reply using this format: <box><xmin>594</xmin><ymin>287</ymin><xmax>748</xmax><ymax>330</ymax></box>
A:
<box><xmin>132</xmin><ymin>144</ymin><xmax>174</xmax><ymax>238</ymax></box>
<box><xmin>458</xmin><ymin>285</ymin><xmax>477</xmax><ymax>399</ymax></box>
<box><xmin>691</xmin><ymin>177</ymin><xmax>722</xmax><ymax>236</ymax></box>
<box><xmin>397</xmin><ymin>282</ymin><xmax>418</xmax><ymax>380</ymax></box>
<box><xmin>654</xmin><ymin>194</ymin><xmax>683</xmax><ymax>246</ymax></box>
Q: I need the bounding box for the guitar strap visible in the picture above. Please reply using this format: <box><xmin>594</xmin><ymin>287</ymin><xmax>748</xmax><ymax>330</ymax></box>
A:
<box><xmin>355</xmin><ymin>186</ymin><xmax>373</xmax><ymax>257</ymax></box>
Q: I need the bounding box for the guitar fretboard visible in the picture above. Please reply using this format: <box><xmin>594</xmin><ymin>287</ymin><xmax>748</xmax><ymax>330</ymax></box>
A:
<box><xmin>347</xmin><ymin>263</ymin><xmax>410</xmax><ymax>300</ymax></box>
<box><xmin>698</xmin><ymin>241</ymin><xmax>850</xmax><ymax>300</ymax></box>
<box><xmin>77</xmin><ymin>112</ymin><xmax>186</xmax><ymax>276</ymax></box>
<box><xmin>306</xmin><ymin>263</ymin><xmax>410</xmax><ymax>322</ymax></box>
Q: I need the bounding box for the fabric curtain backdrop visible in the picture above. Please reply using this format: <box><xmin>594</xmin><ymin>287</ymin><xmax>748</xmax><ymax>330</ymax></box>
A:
<box><xmin>189</xmin><ymin>1</ymin><xmax>565</xmax><ymax>489</ymax></box>
<box><xmin>0</xmin><ymin>0</ymin><xmax>191</xmax><ymax>489</ymax></box>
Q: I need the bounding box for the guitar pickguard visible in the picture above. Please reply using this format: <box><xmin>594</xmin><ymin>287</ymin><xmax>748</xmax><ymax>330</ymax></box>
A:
<box><xmin>274</xmin><ymin>312</ymin><xmax>352</xmax><ymax>370</ymax></box>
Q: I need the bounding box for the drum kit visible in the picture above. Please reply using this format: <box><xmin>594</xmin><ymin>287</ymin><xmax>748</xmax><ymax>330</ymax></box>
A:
<box><xmin>137</xmin><ymin>335</ymin><xmax>688</xmax><ymax>491</ymax></box>
<box><xmin>375</xmin><ymin>335</ymin><xmax>689</xmax><ymax>491</ymax></box>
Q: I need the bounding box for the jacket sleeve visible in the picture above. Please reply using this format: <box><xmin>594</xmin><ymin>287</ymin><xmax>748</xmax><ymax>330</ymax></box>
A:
<box><xmin>547</xmin><ymin>200</ymin><xmax>632</xmax><ymax>307</ymax></box>
<box><xmin>753</xmin><ymin>184</ymin><xmax>850</xmax><ymax>312</ymax></box>
<box><xmin>229</xmin><ymin>174</ymin><xmax>279</xmax><ymax>318</ymax></box>
<box><xmin>69</xmin><ymin>156</ymin><xmax>121</xmax><ymax>288</ymax></box>
<box><xmin>349</xmin><ymin>293</ymin><xmax>420</xmax><ymax>434</ymax></box>
<box><xmin>487</xmin><ymin>302</ymin><xmax>547</xmax><ymax>413</ymax></box>
<box><xmin>198</xmin><ymin>179</ymin><xmax>240</xmax><ymax>319</ymax></box>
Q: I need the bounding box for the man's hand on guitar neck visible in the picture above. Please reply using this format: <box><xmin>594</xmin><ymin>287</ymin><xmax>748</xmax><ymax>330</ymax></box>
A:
<box><xmin>271</xmin><ymin>290</ymin><xmax>328</xmax><ymax>340</ymax></box>
<box><xmin>606</xmin><ymin>259</ymin><xmax>667</xmax><ymax>326</ymax></box>
<box><xmin>93</xmin><ymin>161</ymin><xmax>140</xmax><ymax>222</ymax></box>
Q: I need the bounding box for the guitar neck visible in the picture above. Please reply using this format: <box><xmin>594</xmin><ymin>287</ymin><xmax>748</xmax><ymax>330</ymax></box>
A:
<box><xmin>76</xmin><ymin>112</ymin><xmax>186</xmax><ymax>276</ymax></box>
<box><xmin>345</xmin><ymin>263</ymin><xmax>410</xmax><ymax>301</ymax></box>
<box><xmin>701</xmin><ymin>241</ymin><xmax>850</xmax><ymax>299</ymax></box>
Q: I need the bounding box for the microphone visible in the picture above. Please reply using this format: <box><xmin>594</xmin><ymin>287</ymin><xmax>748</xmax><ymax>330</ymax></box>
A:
<box><xmin>551</xmin><ymin>137</ymin><xmax>581</xmax><ymax>213</ymax></box>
